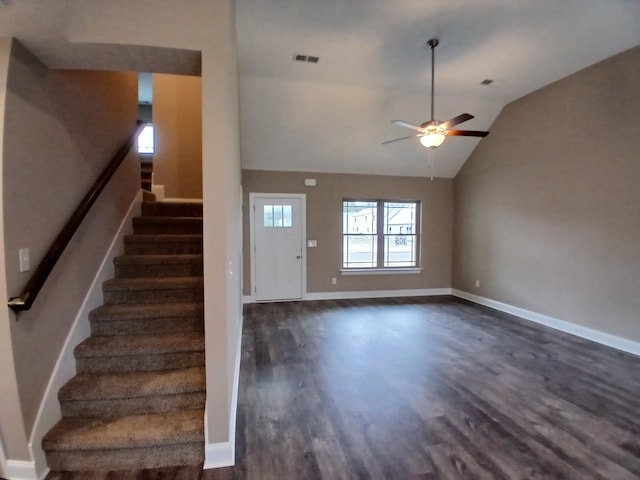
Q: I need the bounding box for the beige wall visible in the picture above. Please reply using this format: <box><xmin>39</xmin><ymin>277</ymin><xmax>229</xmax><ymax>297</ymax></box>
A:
<box><xmin>0</xmin><ymin>37</ymin><xmax>31</xmax><ymax>462</ymax></box>
<box><xmin>152</xmin><ymin>73</ymin><xmax>203</xmax><ymax>199</ymax></box>
<box><xmin>242</xmin><ymin>170</ymin><xmax>453</xmax><ymax>296</ymax></box>
<box><xmin>453</xmin><ymin>46</ymin><xmax>640</xmax><ymax>341</ymax></box>
<box><xmin>1</xmin><ymin>39</ymin><xmax>138</xmax><ymax>453</ymax></box>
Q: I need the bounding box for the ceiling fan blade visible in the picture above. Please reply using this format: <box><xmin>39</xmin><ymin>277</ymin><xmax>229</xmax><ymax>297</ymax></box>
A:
<box><xmin>382</xmin><ymin>135</ymin><xmax>415</xmax><ymax>145</ymax></box>
<box><xmin>391</xmin><ymin>120</ymin><xmax>423</xmax><ymax>132</ymax></box>
<box><xmin>442</xmin><ymin>113</ymin><xmax>474</xmax><ymax>128</ymax></box>
<box><xmin>447</xmin><ymin>129</ymin><xmax>489</xmax><ymax>137</ymax></box>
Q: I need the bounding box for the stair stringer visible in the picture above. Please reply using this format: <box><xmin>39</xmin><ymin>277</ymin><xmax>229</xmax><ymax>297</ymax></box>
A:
<box><xmin>28</xmin><ymin>192</ymin><xmax>142</xmax><ymax>480</ymax></box>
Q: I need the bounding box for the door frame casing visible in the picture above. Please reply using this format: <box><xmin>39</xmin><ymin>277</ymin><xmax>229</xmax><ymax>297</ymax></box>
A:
<box><xmin>249</xmin><ymin>192</ymin><xmax>307</xmax><ymax>302</ymax></box>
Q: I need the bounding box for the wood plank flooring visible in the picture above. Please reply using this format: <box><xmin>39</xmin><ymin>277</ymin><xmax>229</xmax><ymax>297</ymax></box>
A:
<box><xmin>47</xmin><ymin>296</ymin><xmax>640</xmax><ymax>479</ymax></box>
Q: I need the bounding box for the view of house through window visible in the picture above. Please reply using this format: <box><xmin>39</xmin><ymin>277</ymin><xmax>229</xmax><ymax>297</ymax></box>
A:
<box><xmin>343</xmin><ymin>200</ymin><xmax>419</xmax><ymax>269</ymax></box>
<box><xmin>137</xmin><ymin>124</ymin><xmax>155</xmax><ymax>154</ymax></box>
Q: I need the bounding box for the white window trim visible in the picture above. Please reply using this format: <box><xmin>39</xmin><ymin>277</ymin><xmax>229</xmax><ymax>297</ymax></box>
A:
<box><xmin>342</xmin><ymin>199</ymin><xmax>420</xmax><ymax>270</ymax></box>
<box><xmin>340</xmin><ymin>267</ymin><xmax>423</xmax><ymax>275</ymax></box>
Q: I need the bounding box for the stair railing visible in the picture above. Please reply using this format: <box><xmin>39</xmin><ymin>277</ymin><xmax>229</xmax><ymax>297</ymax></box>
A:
<box><xmin>8</xmin><ymin>121</ymin><xmax>145</xmax><ymax>312</ymax></box>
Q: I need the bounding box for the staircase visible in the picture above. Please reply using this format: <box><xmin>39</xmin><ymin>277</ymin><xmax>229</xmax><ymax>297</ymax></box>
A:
<box><xmin>140</xmin><ymin>157</ymin><xmax>153</xmax><ymax>192</ymax></box>
<box><xmin>42</xmin><ymin>201</ymin><xmax>205</xmax><ymax>471</ymax></box>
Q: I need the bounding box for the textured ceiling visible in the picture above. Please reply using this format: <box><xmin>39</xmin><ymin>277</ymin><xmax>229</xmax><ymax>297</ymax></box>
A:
<box><xmin>1</xmin><ymin>0</ymin><xmax>639</xmax><ymax>178</ymax></box>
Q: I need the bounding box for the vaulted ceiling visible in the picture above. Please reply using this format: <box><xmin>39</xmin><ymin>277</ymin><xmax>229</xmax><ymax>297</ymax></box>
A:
<box><xmin>235</xmin><ymin>0</ymin><xmax>640</xmax><ymax>177</ymax></box>
<box><xmin>1</xmin><ymin>0</ymin><xmax>639</xmax><ymax>178</ymax></box>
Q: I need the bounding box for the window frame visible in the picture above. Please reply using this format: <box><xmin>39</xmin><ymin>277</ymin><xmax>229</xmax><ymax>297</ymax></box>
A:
<box><xmin>342</xmin><ymin>199</ymin><xmax>421</xmax><ymax>272</ymax></box>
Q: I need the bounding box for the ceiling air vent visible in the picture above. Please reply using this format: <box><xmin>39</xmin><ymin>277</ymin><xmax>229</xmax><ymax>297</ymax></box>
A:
<box><xmin>293</xmin><ymin>53</ymin><xmax>320</xmax><ymax>64</ymax></box>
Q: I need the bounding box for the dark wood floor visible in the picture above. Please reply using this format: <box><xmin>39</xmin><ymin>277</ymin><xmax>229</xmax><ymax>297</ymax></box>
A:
<box><xmin>48</xmin><ymin>296</ymin><xmax>640</xmax><ymax>479</ymax></box>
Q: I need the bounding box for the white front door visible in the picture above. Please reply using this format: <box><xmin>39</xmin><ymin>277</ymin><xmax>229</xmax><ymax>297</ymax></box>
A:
<box><xmin>252</xmin><ymin>195</ymin><xmax>304</xmax><ymax>301</ymax></box>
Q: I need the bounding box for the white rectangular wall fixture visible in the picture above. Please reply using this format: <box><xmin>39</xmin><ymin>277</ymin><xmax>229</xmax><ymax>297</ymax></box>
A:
<box><xmin>304</xmin><ymin>178</ymin><xmax>316</xmax><ymax>187</ymax></box>
<box><xmin>19</xmin><ymin>248</ymin><xmax>30</xmax><ymax>272</ymax></box>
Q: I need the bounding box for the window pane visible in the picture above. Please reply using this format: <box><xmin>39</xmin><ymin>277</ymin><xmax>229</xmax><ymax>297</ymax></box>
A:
<box><xmin>343</xmin><ymin>235</ymin><xmax>377</xmax><ymax>268</ymax></box>
<box><xmin>137</xmin><ymin>124</ymin><xmax>155</xmax><ymax>154</ymax></box>
<box><xmin>274</xmin><ymin>205</ymin><xmax>283</xmax><ymax>227</ymax></box>
<box><xmin>283</xmin><ymin>205</ymin><xmax>292</xmax><ymax>227</ymax></box>
<box><xmin>343</xmin><ymin>201</ymin><xmax>376</xmax><ymax>234</ymax></box>
<box><xmin>383</xmin><ymin>201</ymin><xmax>418</xmax><ymax>267</ymax></box>
<box><xmin>384</xmin><ymin>202</ymin><xmax>416</xmax><ymax>234</ymax></box>
<box><xmin>343</xmin><ymin>200</ymin><xmax>378</xmax><ymax>268</ymax></box>
<box><xmin>263</xmin><ymin>205</ymin><xmax>273</xmax><ymax>227</ymax></box>
<box><xmin>384</xmin><ymin>234</ymin><xmax>416</xmax><ymax>267</ymax></box>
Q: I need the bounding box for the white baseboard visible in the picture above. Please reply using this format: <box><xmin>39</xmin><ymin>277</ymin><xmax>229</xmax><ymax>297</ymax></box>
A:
<box><xmin>452</xmin><ymin>289</ymin><xmax>640</xmax><ymax>356</ymax></box>
<box><xmin>27</xmin><ymin>193</ymin><xmax>141</xmax><ymax>480</ymax></box>
<box><xmin>242</xmin><ymin>295</ymin><xmax>253</xmax><ymax>304</ymax></box>
<box><xmin>244</xmin><ymin>288</ymin><xmax>451</xmax><ymax>304</ymax></box>
<box><xmin>3</xmin><ymin>459</ymin><xmax>38</xmax><ymax>480</ymax></box>
<box><xmin>203</xmin><ymin>313</ymin><xmax>244</xmax><ymax>469</ymax></box>
<box><xmin>203</xmin><ymin>441</ymin><xmax>234</xmax><ymax>470</ymax></box>
<box><xmin>305</xmin><ymin>288</ymin><xmax>452</xmax><ymax>301</ymax></box>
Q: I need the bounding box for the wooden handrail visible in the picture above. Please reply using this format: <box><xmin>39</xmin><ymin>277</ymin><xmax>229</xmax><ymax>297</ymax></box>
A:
<box><xmin>8</xmin><ymin>121</ymin><xmax>145</xmax><ymax>312</ymax></box>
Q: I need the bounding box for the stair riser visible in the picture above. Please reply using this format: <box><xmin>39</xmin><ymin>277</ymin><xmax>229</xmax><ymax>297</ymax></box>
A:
<box><xmin>61</xmin><ymin>392</ymin><xmax>205</xmax><ymax>418</ymax></box>
<box><xmin>125</xmin><ymin>239</ymin><xmax>202</xmax><ymax>255</ymax></box>
<box><xmin>115</xmin><ymin>263</ymin><xmax>203</xmax><ymax>278</ymax></box>
<box><xmin>76</xmin><ymin>352</ymin><xmax>205</xmax><ymax>373</ymax></box>
<box><xmin>90</xmin><ymin>317</ymin><xmax>203</xmax><ymax>336</ymax></box>
<box><xmin>104</xmin><ymin>287</ymin><xmax>203</xmax><ymax>304</ymax></box>
<box><xmin>142</xmin><ymin>203</ymin><xmax>203</xmax><ymax>217</ymax></box>
<box><xmin>133</xmin><ymin>218</ymin><xmax>203</xmax><ymax>235</ymax></box>
<box><xmin>45</xmin><ymin>442</ymin><xmax>204</xmax><ymax>471</ymax></box>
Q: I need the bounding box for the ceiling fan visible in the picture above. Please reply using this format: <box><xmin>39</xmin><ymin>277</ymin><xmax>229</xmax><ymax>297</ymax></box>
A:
<box><xmin>383</xmin><ymin>38</ymin><xmax>489</xmax><ymax>148</ymax></box>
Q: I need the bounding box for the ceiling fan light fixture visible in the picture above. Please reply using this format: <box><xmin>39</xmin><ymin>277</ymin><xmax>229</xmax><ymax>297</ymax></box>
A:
<box><xmin>420</xmin><ymin>133</ymin><xmax>446</xmax><ymax>148</ymax></box>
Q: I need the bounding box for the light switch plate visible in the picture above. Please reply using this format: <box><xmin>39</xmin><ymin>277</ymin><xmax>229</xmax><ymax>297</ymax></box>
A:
<box><xmin>19</xmin><ymin>248</ymin><xmax>30</xmax><ymax>272</ymax></box>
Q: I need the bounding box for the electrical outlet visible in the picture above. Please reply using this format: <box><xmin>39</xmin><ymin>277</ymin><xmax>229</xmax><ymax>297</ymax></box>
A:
<box><xmin>475</xmin><ymin>280</ymin><xmax>480</xmax><ymax>288</ymax></box>
<box><xmin>331</xmin><ymin>277</ymin><xmax>337</xmax><ymax>285</ymax></box>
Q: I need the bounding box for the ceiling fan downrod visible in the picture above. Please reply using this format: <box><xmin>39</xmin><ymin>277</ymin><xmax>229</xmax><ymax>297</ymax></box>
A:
<box><xmin>427</xmin><ymin>38</ymin><xmax>439</xmax><ymax>123</ymax></box>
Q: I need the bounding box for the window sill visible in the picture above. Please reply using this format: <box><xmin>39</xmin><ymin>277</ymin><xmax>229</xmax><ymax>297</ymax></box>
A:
<box><xmin>340</xmin><ymin>268</ymin><xmax>423</xmax><ymax>276</ymax></box>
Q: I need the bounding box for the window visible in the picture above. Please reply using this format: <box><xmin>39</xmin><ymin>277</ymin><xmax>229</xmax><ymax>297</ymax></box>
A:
<box><xmin>343</xmin><ymin>200</ymin><xmax>419</xmax><ymax>269</ymax></box>
<box><xmin>263</xmin><ymin>204</ymin><xmax>292</xmax><ymax>228</ymax></box>
<box><xmin>137</xmin><ymin>124</ymin><xmax>155</xmax><ymax>154</ymax></box>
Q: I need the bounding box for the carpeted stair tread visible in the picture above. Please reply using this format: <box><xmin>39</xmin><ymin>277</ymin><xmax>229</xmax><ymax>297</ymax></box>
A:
<box><xmin>75</xmin><ymin>331</ymin><xmax>204</xmax><ymax>358</ymax></box>
<box><xmin>124</xmin><ymin>234</ymin><xmax>203</xmax><ymax>255</ymax></box>
<box><xmin>102</xmin><ymin>277</ymin><xmax>203</xmax><ymax>304</ymax></box>
<box><xmin>89</xmin><ymin>303</ymin><xmax>203</xmax><ymax>336</ymax></box>
<box><xmin>90</xmin><ymin>302</ymin><xmax>203</xmax><ymax>322</ymax></box>
<box><xmin>114</xmin><ymin>254</ymin><xmax>203</xmax><ymax>278</ymax></box>
<box><xmin>142</xmin><ymin>201</ymin><xmax>203</xmax><ymax>218</ymax></box>
<box><xmin>103</xmin><ymin>276</ymin><xmax>203</xmax><ymax>291</ymax></box>
<box><xmin>114</xmin><ymin>254</ymin><xmax>203</xmax><ymax>266</ymax></box>
<box><xmin>59</xmin><ymin>367</ymin><xmax>205</xmax><ymax>402</ymax></box>
<box><xmin>42</xmin><ymin>409</ymin><xmax>204</xmax><ymax>451</ymax></box>
<box><xmin>133</xmin><ymin>217</ymin><xmax>203</xmax><ymax>235</ymax></box>
<box><xmin>125</xmin><ymin>234</ymin><xmax>203</xmax><ymax>241</ymax></box>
